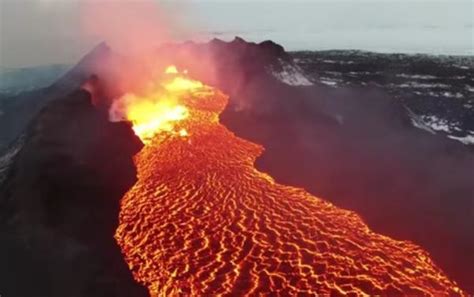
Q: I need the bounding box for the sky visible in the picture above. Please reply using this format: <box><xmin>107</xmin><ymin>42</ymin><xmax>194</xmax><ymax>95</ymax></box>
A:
<box><xmin>0</xmin><ymin>0</ymin><xmax>472</xmax><ymax>68</ymax></box>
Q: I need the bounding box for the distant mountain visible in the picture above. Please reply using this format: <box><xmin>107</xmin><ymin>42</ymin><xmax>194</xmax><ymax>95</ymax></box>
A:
<box><xmin>0</xmin><ymin>43</ymin><xmax>127</xmax><ymax>153</ymax></box>
<box><xmin>0</xmin><ymin>64</ymin><xmax>71</xmax><ymax>95</ymax></box>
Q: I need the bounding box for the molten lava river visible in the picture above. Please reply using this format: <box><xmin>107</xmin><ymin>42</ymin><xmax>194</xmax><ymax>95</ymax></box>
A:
<box><xmin>115</xmin><ymin>67</ymin><xmax>464</xmax><ymax>296</ymax></box>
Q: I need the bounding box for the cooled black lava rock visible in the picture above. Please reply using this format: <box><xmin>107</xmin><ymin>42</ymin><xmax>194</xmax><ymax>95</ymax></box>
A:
<box><xmin>0</xmin><ymin>89</ymin><xmax>146</xmax><ymax>297</ymax></box>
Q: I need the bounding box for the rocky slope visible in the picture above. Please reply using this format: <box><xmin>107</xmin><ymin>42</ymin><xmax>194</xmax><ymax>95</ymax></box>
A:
<box><xmin>0</xmin><ymin>88</ymin><xmax>147</xmax><ymax>297</ymax></box>
<box><xmin>0</xmin><ymin>43</ymin><xmax>130</xmax><ymax>153</ymax></box>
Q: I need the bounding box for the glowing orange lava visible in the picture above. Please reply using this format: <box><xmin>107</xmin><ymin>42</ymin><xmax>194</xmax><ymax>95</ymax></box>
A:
<box><xmin>117</xmin><ymin>66</ymin><xmax>205</xmax><ymax>143</ymax></box>
<box><xmin>165</xmin><ymin>65</ymin><xmax>179</xmax><ymax>74</ymax></box>
<box><xmin>115</xmin><ymin>69</ymin><xmax>465</xmax><ymax>296</ymax></box>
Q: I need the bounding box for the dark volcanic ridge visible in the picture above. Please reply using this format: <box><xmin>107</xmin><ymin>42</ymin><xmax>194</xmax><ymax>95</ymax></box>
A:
<box><xmin>0</xmin><ymin>89</ymin><xmax>147</xmax><ymax>297</ymax></box>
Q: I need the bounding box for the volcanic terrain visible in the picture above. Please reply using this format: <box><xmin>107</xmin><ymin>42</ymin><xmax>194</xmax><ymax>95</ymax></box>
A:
<box><xmin>0</xmin><ymin>38</ymin><xmax>473</xmax><ymax>296</ymax></box>
<box><xmin>115</xmin><ymin>73</ymin><xmax>462</xmax><ymax>296</ymax></box>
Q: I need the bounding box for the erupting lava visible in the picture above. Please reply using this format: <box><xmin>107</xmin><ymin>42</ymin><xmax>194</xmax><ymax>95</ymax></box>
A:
<box><xmin>112</xmin><ymin>66</ymin><xmax>205</xmax><ymax>143</ymax></box>
<box><xmin>115</xmin><ymin>66</ymin><xmax>464</xmax><ymax>296</ymax></box>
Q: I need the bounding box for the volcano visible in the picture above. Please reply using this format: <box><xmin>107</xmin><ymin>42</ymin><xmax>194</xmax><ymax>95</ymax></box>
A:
<box><xmin>0</xmin><ymin>38</ymin><xmax>473</xmax><ymax>296</ymax></box>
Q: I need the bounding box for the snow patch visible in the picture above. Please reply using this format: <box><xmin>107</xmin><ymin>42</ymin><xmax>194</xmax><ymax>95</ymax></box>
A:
<box><xmin>408</xmin><ymin>90</ymin><xmax>464</xmax><ymax>98</ymax></box>
<box><xmin>396</xmin><ymin>73</ymin><xmax>437</xmax><ymax>79</ymax></box>
<box><xmin>0</xmin><ymin>137</ymin><xmax>24</xmax><ymax>184</ymax></box>
<box><xmin>448</xmin><ymin>133</ymin><xmax>474</xmax><ymax>145</ymax></box>
<box><xmin>271</xmin><ymin>59</ymin><xmax>313</xmax><ymax>86</ymax></box>
<box><xmin>410</xmin><ymin>114</ymin><xmax>459</xmax><ymax>134</ymax></box>
<box><xmin>321</xmin><ymin>59</ymin><xmax>355</xmax><ymax>65</ymax></box>
<box><xmin>410</xmin><ymin>114</ymin><xmax>474</xmax><ymax>145</ymax></box>
<box><xmin>325</xmin><ymin>71</ymin><xmax>343</xmax><ymax>76</ymax></box>
<box><xmin>348</xmin><ymin>71</ymin><xmax>373</xmax><ymax>75</ymax></box>
<box><xmin>419</xmin><ymin>115</ymin><xmax>464</xmax><ymax>134</ymax></box>
<box><xmin>394</xmin><ymin>82</ymin><xmax>450</xmax><ymax>89</ymax></box>
<box><xmin>445</xmin><ymin>92</ymin><xmax>464</xmax><ymax>98</ymax></box>
<box><xmin>411</xmin><ymin>117</ymin><xmax>436</xmax><ymax>134</ymax></box>
<box><xmin>320</xmin><ymin>79</ymin><xmax>338</xmax><ymax>87</ymax></box>
<box><xmin>422</xmin><ymin>115</ymin><xmax>452</xmax><ymax>133</ymax></box>
<box><xmin>428</xmin><ymin>91</ymin><xmax>442</xmax><ymax>97</ymax></box>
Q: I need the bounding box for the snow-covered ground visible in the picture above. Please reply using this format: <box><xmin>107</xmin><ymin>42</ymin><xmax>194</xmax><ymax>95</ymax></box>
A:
<box><xmin>292</xmin><ymin>50</ymin><xmax>474</xmax><ymax>146</ymax></box>
<box><xmin>0</xmin><ymin>136</ymin><xmax>24</xmax><ymax>185</ymax></box>
<box><xmin>448</xmin><ymin>134</ymin><xmax>474</xmax><ymax>145</ymax></box>
<box><xmin>269</xmin><ymin>59</ymin><xmax>313</xmax><ymax>86</ymax></box>
<box><xmin>411</xmin><ymin>115</ymin><xmax>474</xmax><ymax>145</ymax></box>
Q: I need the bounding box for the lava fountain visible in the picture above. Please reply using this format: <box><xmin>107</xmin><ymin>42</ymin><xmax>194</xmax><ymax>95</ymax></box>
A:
<box><xmin>114</xmin><ymin>66</ymin><xmax>464</xmax><ymax>296</ymax></box>
<box><xmin>109</xmin><ymin>66</ymin><xmax>204</xmax><ymax>144</ymax></box>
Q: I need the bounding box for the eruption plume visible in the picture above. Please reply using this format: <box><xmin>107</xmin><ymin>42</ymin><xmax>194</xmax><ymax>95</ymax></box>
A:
<box><xmin>109</xmin><ymin>65</ymin><xmax>207</xmax><ymax>143</ymax></box>
<box><xmin>80</xmin><ymin>0</ymin><xmax>173</xmax><ymax>55</ymax></box>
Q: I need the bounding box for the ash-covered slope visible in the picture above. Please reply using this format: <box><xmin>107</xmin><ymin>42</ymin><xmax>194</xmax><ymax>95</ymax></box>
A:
<box><xmin>0</xmin><ymin>89</ymin><xmax>146</xmax><ymax>297</ymax></box>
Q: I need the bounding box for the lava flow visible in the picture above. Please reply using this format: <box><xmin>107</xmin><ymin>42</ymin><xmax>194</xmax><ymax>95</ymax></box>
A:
<box><xmin>115</xmin><ymin>66</ymin><xmax>464</xmax><ymax>296</ymax></box>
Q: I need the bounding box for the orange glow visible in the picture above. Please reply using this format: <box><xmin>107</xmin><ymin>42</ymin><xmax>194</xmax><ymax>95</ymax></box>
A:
<box><xmin>178</xmin><ymin>128</ymin><xmax>188</xmax><ymax>137</ymax></box>
<box><xmin>116</xmin><ymin>65</ymin><xmax>207</xmax><ymax>143</ymax></box>
<box><xmin>115</xmin><ymin>73</ymin><xmax>465</xmax><ymax>296</ymax></box>
<box><xmin>165</xmin><ymin>65</ymin><xmax>178</xmax><ymax>74</ymax></box>
<box><xmin>126</xmin><ymin>99</ymin><xmax>188</xmax><ymax>143</ymax></box>
<box><xmin>163</xmin><ymin>77</ymin><xmax>204</xmax><ymax>93</ymax></box>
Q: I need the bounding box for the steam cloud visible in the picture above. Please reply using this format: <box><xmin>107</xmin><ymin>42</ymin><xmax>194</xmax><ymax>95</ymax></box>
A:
<box><xmin>79</xmin><ymin>0</ymin><xmax>194</xmax><ymax>57</ymax></box>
